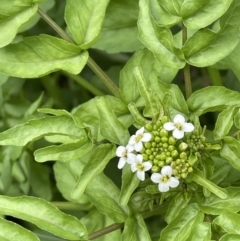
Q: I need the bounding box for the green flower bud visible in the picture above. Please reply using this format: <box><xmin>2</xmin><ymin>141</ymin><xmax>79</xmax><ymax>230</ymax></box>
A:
<box><xmin>168</xmin><ymin>136</ymin><xmax>176</xmax><ymax>145</ymax></box>
<box><xmin>199</xmin><ymin>144</ymin><xmax>205</xmax><ymax>150</ymax></box>
<box><xmin>168</xmin><ymin>145</ymin><xmax>175</xmax><ymax>152</ymax></box>
<box><xmin>163</xmin><ymin>143</ymin><xmax>168</xmax><ymax>149</ymax></box>
<box><xmin>181</xmin><ymin>173</ymin><xmax>188</xmax><ymax>179</ymax></box>
<box><xmin>149</xmin><ymin>155</ymin><xmax>154</xmax><ymax>160</ymax></box>
<box><xmin>161</xmin><ymin>116</ymin><xmax>168</xmax><ymax>124</ymax></box>
<box><xmin>152</xmin><ymin>142</ymin><xmax>157</xmax><ymax>147</ymax></box>
<box><xmin>159</xmin><ymin>154</ymin><xmax>166</xmax><ymax>161</ymax></box>
<box><xmin>160</xmin><ymin>129</ymin><xmax>168</xmax><ymax>137</ymax></box>
<box><xmin>166</xmin><ymin>151</ymin><xmax>171</xmax><ymax>157</ymax></box>
<box><xmin>200</xmin><ymin>136</ymin><xmax>206</xmax><ymax>143</ymax></box>
<box><xmin>141</xmin><ymin>147</ymin><xmax>145</xmax><ymax>153</ymax></box>
<box><xmin>152</xmin><ymin>131</ymin><xmax>159</xmax><ymax>136</ymax></box>
<box><xmin>145</xmin><ymin>123</ymin><xmax>153</xmax><ymax>132</ymax></box>
<box><xmin>188</xmin><ymin>167</ymin><xmax>193</xmax><ymax>173</ymax></box>
<box><xmin>155</xmin><ymin>136</ymin><xmax>161</xmax><ymax>143</ymax></box>
<box><xmin>156</xmin><ymin>155</ymin><xmax>161</xmax><ymax>160</ymax></box>
<box><xmin>171</xmin><ymin>162</ymin><xmax>176</xmax><ymax>168</ymax></box>
<box><xmin>156</xmin><ymin>120</ymin><xmax>162</xmax><ymax>127</ymax></box>
<box><xmin>142</xmin><ymin>154</ymin><xmax>148</xmax><ymax>160</ymax></box>
<box><xmin>152</xmin><ymin>165</ymin><xmax>160</xmax><ymax>173</ymax></box>
<box><xmin>153</xmin><ymin>125</ymin><xmax>158</xmax><ymax>131</ymax></box>
<box><xmin>144</xmin><ymin>142</ymin><xmax>151</xmax><ymax>149</ymax></box>
<box><xmin>171</xmin><ymin>150</ymin><xmax>179</xmax><ymax>158</ymax></box>
<box><xmin>166</xmin><ymin>157</ymin><xmax>173</xmax><ymax>164</ymax></box>
<box><xmin>179</xmin><ymin>142</ymin><xmax>188</xmax><ymax>151</ymax></box>
<box><xmin>173</xmin><ymin>169</ymin><xmax>178</xmax><ymax>175</ymax></box>
<box><xmin>146</xmin><ymin>149</ymin><xmax>152</xmax><ymax>155</ymax></box>
<box><xmin>161</xmin><ymin>137</ymin><xmax>168</xmax><ymax>143</ymax></box>
<box><xmin>180</xmin><ymin>152</ymin><xmax>187</xmax><ymax>160</ymax></box>
<box><xmin>153</xmin><ymin>159</ymin><xmax>159</xmax><ymax>165</ymax></box>
<box><xmin>158</xmin><ymin>161</ymin><xmax>165</xmax><ymax>167</ymax></box>
<box><xmin>176</xmin><ymin>159</ymin><xmax>181</xmax><ymax>165</ymax></box>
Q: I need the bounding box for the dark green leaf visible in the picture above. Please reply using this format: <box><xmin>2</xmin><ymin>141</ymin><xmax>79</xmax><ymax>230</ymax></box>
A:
<box><xmin>0</xmin><ymin>35</ymin><xmax>88</xmax><ymax>78</ymax></box>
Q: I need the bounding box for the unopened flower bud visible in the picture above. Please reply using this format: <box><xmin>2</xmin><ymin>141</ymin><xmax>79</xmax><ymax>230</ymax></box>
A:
<box><xmin>179</xmin><ymin>142</ymin><xmax>188</xmax><ymax>151</ymax></box>
<box><xmin>168</xmin><ymin>136</ymin><xmax>176</xmax><ymax>145</ymax></box>
<box><xmin>145</xmin><ymin>123</ymin><xmax>153</xmax><ymax>132</ymax></box>
<box><xmin>152</xmin><ymin>165</ymin><xmax>160</xmax><ymax>173</ymax></box>
<box><xmin>160</xmin><ymin>129</ymin><xmax>168</xmax><ymax>137</ymax></box>
<box><xmin>161</xmin><ymin>116</ymin><xmax>168</xmax><ymax>124</ymax></box>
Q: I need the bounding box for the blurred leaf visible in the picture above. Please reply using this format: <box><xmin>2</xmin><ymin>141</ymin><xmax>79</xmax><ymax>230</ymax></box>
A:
<box><xmin>93</xmin><ymin>0</ymin><xmax>143</xmax><ymax>53</ymax></box>
<box><xmin>185</xmin><ymin>222</ymin><xmax>211</xmax><ymax>241</ymax></box>
<box><xmin>182</xmin><ymin>0</ymin><xmax>233</xmax><ymax>29</ymax></box>
<box><xmin>234</xmin><ymin>108</ymin><xmax>240</xmax><ymax>128</ymax></box>
<box><xmin>220</xmin><ymin>234</ymin><xmax>240</xmax><ymax>241</ymax></box>
<box><xmin>213</xmin><ymin>210</ymin><xmax>240</xmax><ymax>234</ymax></box>
<box><xmin>72</xmin><ymin>144</ymin><xmax>116</xmax><ymax>199</ymax></box>
<box><xmin>119</xmin><ymin>165</ymin><xmax>140</xmax><ymax>206</ymax></box>
<box><xmin>65</xmin><ymin>0</ymin><xmax>109</xmax><ymax>48</ymax></box>
<box><xmin>0</xmin><ymin>35</ymin><xmax>88</xmax><ymax>78</ymax></box>
<box><xmin>138</xmin><ymin>0</ymin><xmax>185</xmax><ymax>68</ymax></box>
<box><xmin>121</xmin><ymin>214</ymin><xmax>151</xmax><ymax>241</ymax></box>
<box><xmin>159</xmin><ymin>203</ymin><xmax>204</xmax><ymax>241</ymax></box>
<box><xmin>157</xmin><ymin>0</ymin><xmax>182</xmax><ymax>16</ymax></box>
<box><xmin>201</xmin><ymin>187</ymin><xmax>240</xmax><ymax>215</ymax></box>
<box><xmin>0</xmin><ymin>116</ymin><xmax>85</xmax><ymax>146</ymax></box>
<box><xmin>84</xmin><ymin>173</ymin><xmax>129</xmax><ymax>223</ymax></box>
<box><xmin>0</xmin><ymin>195</ymin><xmax>88</xmax><ymax>240</ymax></box>
<box><xmin>0</xmin><ymin>0</ymin><xmax>38</xmax><ymax>48</ymax></box>
<box><xmin>187</xmin><ymin>86</ymin><xmax>240</xmax><ymax>115</ymax></box>
<box><xmin>0</xmin><ymin>218</ymin><xmax>40</xmax><ymax>241</ymax></box>
<box><xmin>182</xmin><ymin>1</ymin><xmax>240</xmax><ymax>67</ymax></box>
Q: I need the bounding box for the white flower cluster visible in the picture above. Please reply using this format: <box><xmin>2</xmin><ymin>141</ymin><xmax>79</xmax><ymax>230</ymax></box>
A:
<box><xmin>116</xmin><ymin>114</ymin><xmax>194</xmax><ymax>192</ymax></box>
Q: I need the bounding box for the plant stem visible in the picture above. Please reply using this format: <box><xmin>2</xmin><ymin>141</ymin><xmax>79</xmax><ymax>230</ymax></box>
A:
<box><xmin>207</xmin><ymin>67</ymin><xmax>223</xmax><ymax>86</ymax></box>
<box><xmin>182</xmin><ymin>24</ymin><xmax>192</xmax><ymax>99</ymax></box>
<box><xmin>37</xmin><ymin>8</ymin><xmax>120</xmax><ymax>98</ymax></box>
<box><xmin>51</xmin><ymin>202</ymin><xmax>88</xmax><ymax>210</ymax></box>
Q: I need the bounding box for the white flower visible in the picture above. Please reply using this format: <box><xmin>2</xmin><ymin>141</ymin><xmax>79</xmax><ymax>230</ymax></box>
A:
<box><xmin>151</xmin><ymin>166</ymin><xmax>179</xmax><ymax>192</ymax></box>
<box><xmin>116</xmin><ymin>145</ymin><xmax>136</xmax><ymax>169</ymax></box>
<box><xmin>128</xmin><ymin>127</ymin><xmax>152</xmax><ymax>152</ymax></box>
<box><xmin>131</xmin><ymin>154</ymin><xmax>152</xmax><ymax>181</ymax></box>
<box><xmin>163</xmin><ymin>114</ymin><xmax>194</xmax><ymax>139</ymax></box>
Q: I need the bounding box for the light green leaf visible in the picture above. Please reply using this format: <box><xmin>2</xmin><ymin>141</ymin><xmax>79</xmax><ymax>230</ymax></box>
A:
<box><xmin>160</xmin><ymin>203</ymin><xmax>204</xmax><ymax>241</ymax></box>
<box><xmin>96</xmin><ymin>98</ymin><xmax>130</xmax><ymax>145</ymax></box>
<box><xmin>220</xmin><ymin>234</ymin><xmax>240</xmax><ymax>241</ymax></box>
<box><xmin>187</xmin><ymin>86</ymin><xmax>240</xmax><ymax>116</ymax></box>
<box><xmin>0</xmin><ymin>218</ymin><xmax>40</xmax><ymax>241</ymax></box>
<box><xmin>0</xmin><ymin>195</ymin><xmax>88</xmax><ymax>240</ymax></box>
<box><xmin>182</xmin><ymin>0</ymin><xmax>233</xmax><ymax>29</ymax></box>
<box><xmin>165</xmin><ymin>192</ymin><xmax>191</xmax><ymax>224</ymax></box>
<box><xmin>121</xmin><ymin>214</ymin><xmax>151</xmax><ymax>241</ymax></box>
<box><xmin>138</xmin><ymin>0</ymin><xmax>185</xmax><ymax>68</ymax></box>
<box><xmin>186</xmin><ymin>168</ymin><xmax>227</xmax><ymax>199</ymax></box>
<box><xmin>213</xmin><ymin>105</ymin><xmax>236</xmax><ymax>140</ymax></box>
<box><xmin>182</xmin><ymin>1</ymin><xmax>240</xmax><ymax>67</ymax></box>
<box><xmin>234</xmin><ymin>108</ymin><xmax>240</xmax><ymax>128</ymax></box>
<box><xmin>201</xmin><ymin>187</ymin><xmax>240</xmax><ymax>215</ymax></box>
<box><xmin>213</xmin><ymin>210</ymin><xmax>240</xmax><ymax>234</ymax></box>
<box><xmin>128</xmin><ymin>103</ymin><xmax>150</xmax><ymax>126</ymax></box>
<box><xmin>0</xmin><ymin>35</ymin><xmax>88</xmax><ymax>78</ymax></box>
<box><xmin>0</xmin><ymin>116</ymin><xmax>84</xmax><ymax>146</ymax></box>
<box><xmin>0</xmin><ymin>0</ymin><xmax>38</xmax><ymax>48</ymax></box>
<box><xmin>65</xmin><ymin>0</ymin><xmax>109</xmax><ymax>48</ymax></box>
<box><xmin>158</xmin><ymin>0</ymin><xmax>183</xmax><ymax>16</ymax></box>
<box><xmin>134</xmin><ymin>67</ymin><xmax>159</xmax><ymax>121</ymax></box>
<box><xmin>119</xmin><ymin>165</ymin><xmax>140</xmax><ymax>206</ymax></box>
<box><xmin>72</xmin><ymin>144</ymin><xmax>116</xmax><ymax>199</ymax></box>
<box><xmin>185</xmin><ymin>222</ymin><xmax>211</xmax><ymax>241</ymax></box>
<box><xmin>93</xmin><ymin>0</ymin><xmax>142</xmax><ymax>53</ymax></box>
<box><xmin>84</xmin><ymin>173</ymin><xmax>129</xmax><ymax>223</ymax></box>
<box><xmin>34</xmin><ymin>140</ymin><xmax>92</xmax><ymax>162</ymax></box>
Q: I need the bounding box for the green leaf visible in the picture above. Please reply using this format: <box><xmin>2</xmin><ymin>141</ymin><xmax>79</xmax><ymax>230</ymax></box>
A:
<box><xmin>213</xmin><ymin>210</ymin><xmax>240</xmax><ymax>234</ymax></box>
<box><xmin>96</xmin><ymin>97</ymin><xmax>130</xmax><ymax>145</ymax></box>
<box><xmin>185</xmin><ymin>222</ymin><xmax>211</xmax><ymax>241</ymax></box>
<box><xmin>182</xmin><ymin>0</ymin><xmax>233</xmax><ymax>29</ymax></box>
<box><xmin>220</xmin><ymin>234</ymin><xmax>240</xmax><ymax>241</ymax></box>
<box><xmin>159</xmin><ymin>203</ymin><xmax>204</xmax><ymax>241</ymax></box>
<box><xmin>234</xmin><ymin>108</ymin><xmax>240</xmax><ymax>128</ymax></box>
<box><xmin>186</xmin><ymin>168</ymin><xmax>228</xmax><ymax>199</ymax></box>
<box><xmin>0</xmin><ymin>116</ymin><xmax>84</xmax><ymax>146</ymax></box>
<box><xmin>213</xmin><ymin>105</ymin><xmax>236</xmax><ymax>140</ymax></box>
<box><xmin>201</xmin><ymin>187</ymin><xmax>240</xmax><ymax>215</ymax></box>
<box><xmin>0</xmin><ymin>218</ymin><xmax>40</xmax><ymax>241</ymax></box>
<box><xmin>72</xmin><ymin>144</ymin><xmax>116</xmax><ymax>199</ymax></box>
<box><xmin>134</xmin><ymin>67</ymin><xmax>160</xmax><ymax>121</ymax></box>
<box><xmin>0</xmin><ymin>195</ymin><xmax>88</xmax><ymax>240</ymax></box>
<box><xmin>65</xmin><ymin>0</ymin><xmax>109</xmax><ymax>48</ymax></box>
<box><xmin>84</xmin><ymin>173</ymin><xmax>129</xmax><ymax>223</ymax></box>
<box><xmin>158</xmin><ymin>0</ymin><xmax>183</xmax><ymax>16</ymax></box>
<box><xmin>138</xmin><ymin>0</ymin><xmax>185</xmax><ymax>68</ymax></box>
<box><xmin>0</xmin><ymin>0</ymin><xmax>38</xmax><ymax>48</ymax></box>
<box><xmin>119</xmin><ymin>165</ymin><xmax>140</xmax><ymax>206</ymax></box>
<box><xmin>165</xmin><ymin>192</ymin><xmax>192</xmax><ymax>224</ymax></box>
<box><xmin>120</xmin><ymin>48</ymin><xmax>178</xmax><ymax>105</ymax></box>
<box><xmin>0</xmin><ymin>35</ymin><xmax>88</xmax><ymax>78</ymax></box>
<box><xmin>187</xmin><ymin>86</ymin><xmax>240</xmax><ymax>115</ymax></box>
<box><xmin>34</xmin><ymin>140</ymin><xmax>92</xmax><ymax>162</ymax></box>
<box><xmin>182</xmin><ymin>1</ymin><xmax>240</xmax><ymax>67</ymax></box>
<box><xmin>93</xmin><ymin>0</ymin><xmax>142</xmax><ymax>53</ymax></box>
<box><xmin>121</xmin><ymin>214</ymin><xmax>151</xmax><ymax>241</ymax></box>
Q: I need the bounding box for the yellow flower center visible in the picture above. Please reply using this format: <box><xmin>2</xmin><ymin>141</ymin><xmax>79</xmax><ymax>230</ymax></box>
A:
<box><xmin>174</xmin><ymin>123</ymin><xmax>183</xmax><ymax>130</ymax></box>
<box><xmin>135</xmin><ymin>134</ymin><xmax>143</xmax><ymax>142</ymax></box>
<box><xmin>161</xmin><ymin>175</ymin><xmax>170</xmax><ymax>183</ymax></box>
<box><xmin>136</xmin><ymin>163</ymin><xmax>144</xmax><ymax>171</ymax></box>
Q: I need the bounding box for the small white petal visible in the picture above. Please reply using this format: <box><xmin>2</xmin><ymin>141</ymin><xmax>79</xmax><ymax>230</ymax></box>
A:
<box><xmin>169</xmin><ymin>177</ymin><xmax>180</xmax><ymax>188</ymax></box>
<box><xmin>126</xmin><ymin>144</ymin><xmax>135</xmax><ymax>152</ymax></box>
<box><xmin>136</xmin><ymin>154</ymin><xmax>143</xmax><ymax>163</ymax></box>
<box><xmin>118</xmin><ymin>158</ymin><xmax>126</xmax><ymax>169</ymax></box>
<box><xmin>128</xmin><ymin>135</ymin><xmax>136</xmax><ymax>145</ymax></box>
<box><xmin>182</xmin><ymin>122</ymin><xmax>194</xmax><ymax>133</ymax></box>
<box><xmin>116</xmin><ymin>146</ymin><xmax>125</xmax><ymax>157</ymax></box>
<box><xmin>151</xmin><ymin>173</ymin><xmax>162</xmax><ymax>183</ymax></box>
<box><xmin>163</xmin><ymin>122</ymin><xmax>175</xmax><ymax>131</ymax></box>
<box><xmin>127</xmin><ymin>153</ymin><xmax>136</xmax><ymax>164</ymax></box>
<box><xmin>141</xmin><ymin>133</ymin><xmax>152</xmax><ymax>142</ymax></box>
<box><xmin>158</xmin><ymin>182</ymin><xmax>170</xmax><ymax>192</ymax></box>
<box><xmin>173</xmin><ymin>128</ymin><xmax>184</xmax><ymax>139</ymax></box>
<box><xmin>161</xmin><ymin>166</ymin><xmax>173</xmax><ymax>176</ymax></box>
<box><xmin>136</xmin><ymin>127</ymin><xmax>144</xmax><ymax>135</ymax></box>
<box><xmin>131</xmin><ymin>163</ymin><xmax>138</xmax><ymax>172</ymax></box>
<box><xmin>137</xmin><ymin>170</ymin><xmax>145</xmax><ymax>181</ymax></box>
<box><xmin>143</xmin><ymin>161</ymin><xmax>152</xmax><ymax>171</ymax></box>
<box><xmin>135</xmin><ymin>142</ymin><xmax>143</xmax><ymax>152</ymax></box>
<box><xmin>173</xmin><ymin>114</ymin><xmax>185</xmax><ymax>124</ymax></box>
